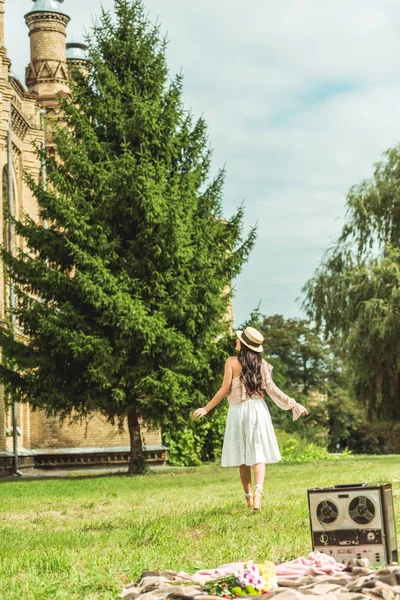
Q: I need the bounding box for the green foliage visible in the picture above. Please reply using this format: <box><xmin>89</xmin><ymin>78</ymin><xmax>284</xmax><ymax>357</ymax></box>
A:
<box><xmin>0</xmin><ymin>0</ymin><xmax>255</xmax><ymax>464</ymax></box>
<box><xmin>164</xmin><ymin>403</ymin><xmax>228</xmax><ymax>466</ymax></box>
<box><xmin>275</xmin><ymin>429</ymin><xmax>331</xmax><ymax>462</ymax></box>
<box><xmin>164</xmin><ymin>423</ymin><xmax>332</xmax><ymax>466</ymax></box>
<box><xmin>261</xmin><ymin>315</ymin><xmax>331</xmax><ymax>396</ymax></box>
<box><xmin>243</xmin><ymin>312</ymin><xmax>345</xmax><ymax>400</ymax></box>
<box><xmin>203</xmin><ymin>575</ymin><xmax>239</xmax><ymax>597</ymax></box>
<box><xmin>265</xmin><ymin>380</ymin><xmax>321</xmax><ymax>446</ymax></box>
<box><xmin>348</xmin><ymin>421</ymin><xmax>400</xmax><ymax>454</ymax></box>
<box><xmin>240</xmin><ymin>312</ymin><xmax>355</xmax><ymax>449</ymax></box>
<box><xmin>162</xmin><ymin>428</ymin><xmax>202</xmax><ymax>466</ymax></box>
<box><xmin>303</xmin><ymin>145</ymin><xmax>400</xmax><ymax>420</ymax></box>
<box><xmin>307</xmin><ymin>386</ymin><xmax>365</xmax><ymax>452</ymax></box>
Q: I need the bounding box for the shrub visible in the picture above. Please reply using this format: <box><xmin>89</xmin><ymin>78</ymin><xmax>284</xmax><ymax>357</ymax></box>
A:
<box><xmin>347</xmin><ymin>422</ymin><xmax>400</xmax><ymax>455</ymax></box>
<box><xmin>163</xmin><ymin>404</ymin><xmax>228</xmax><ymax>466</ymax></box>
<box><xmin>275</xmin><ymin>429</ymin><xmax>331</xmax><ymax>463</ymax></box>
<box><xmin>299</xmin><ymin>387</ymin><xmax>365</xmax><ymax>452</ymax></box>
<box><xmin>164</xmin><ymin>415</ymin><xmax>331</xmax><ymax>466</ymax></box>
<box><xmin>162</xmin><ymin>427</ymin><xmax>202</xmax><ymax>466</ymax></box>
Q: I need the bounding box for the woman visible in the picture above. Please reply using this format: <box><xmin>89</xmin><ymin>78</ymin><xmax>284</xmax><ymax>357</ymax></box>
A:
<box><xmin>193</xmin><ymin>326</ymin><xmax>308</xmax><ymax>511</ymax></box>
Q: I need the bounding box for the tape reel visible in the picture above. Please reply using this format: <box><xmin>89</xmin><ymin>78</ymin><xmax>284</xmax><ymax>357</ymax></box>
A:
<box><xmin>316</xmin><ymin>497</ymin><xmax>343</xmax><ymax>526</ymax></box>
<box><xmin>348</xmin><ymin>495</ymin><xmax>376</xmax><ymax>525</ymax></box>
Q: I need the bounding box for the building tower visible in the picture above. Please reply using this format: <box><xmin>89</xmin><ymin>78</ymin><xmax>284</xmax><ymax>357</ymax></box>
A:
<box><xmin>24</xmin><ymin>0</ymin><xmax>70</xmax><ymax>98</ymax></box>
<box><xmin>66</xmin><ymin>42</ymin><xmax>89</xmax><ymax>73</ymax></box>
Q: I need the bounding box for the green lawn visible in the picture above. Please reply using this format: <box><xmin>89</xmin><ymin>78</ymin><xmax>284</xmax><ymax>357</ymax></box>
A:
<box><xmin>0</xmin><ymin>456</ymin><xmax>399</xmax><ymax>600</ymax></box>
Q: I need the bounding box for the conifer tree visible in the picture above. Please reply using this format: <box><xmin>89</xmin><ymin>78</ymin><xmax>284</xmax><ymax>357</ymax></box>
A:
<box><xmin>0</xmin><ymin>0</ymin><xmax>255</xmax><ymax>473</ymax></box>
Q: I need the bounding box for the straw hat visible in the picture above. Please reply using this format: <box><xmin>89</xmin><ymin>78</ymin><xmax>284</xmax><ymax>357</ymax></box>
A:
<box><xmin>236</xmin><ymin>326</ymin><xmax>264</xmax><ymax>353</ymax></box>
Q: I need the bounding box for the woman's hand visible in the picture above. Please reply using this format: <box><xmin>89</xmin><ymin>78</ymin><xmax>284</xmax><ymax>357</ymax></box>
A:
<box><xmin>193</xmin><ymin>407</ymin><xmax>208</xmax><ymax>419</ymax></box>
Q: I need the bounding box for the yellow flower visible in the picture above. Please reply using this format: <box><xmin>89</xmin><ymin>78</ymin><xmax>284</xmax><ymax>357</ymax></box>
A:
<box><xmin>258</xmin><ymin>562</ymin><xmax>277</xmax><ymax>592</ymax></box>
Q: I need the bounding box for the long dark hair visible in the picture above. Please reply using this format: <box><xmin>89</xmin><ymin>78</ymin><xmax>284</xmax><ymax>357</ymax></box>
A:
<box><xmin>237</xmin><ymin>343</ymin><xmax>263</xmax><ymax>397</ymax></box>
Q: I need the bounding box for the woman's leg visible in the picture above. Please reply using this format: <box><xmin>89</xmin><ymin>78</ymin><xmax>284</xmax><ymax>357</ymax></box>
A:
<box><xmin>239</xmin><ymin>464</ymin><xmax>253</xmax><ymax>508</ymax></box>
<box><xmin>253</xmin><ymin>462</ymin><xmax>265</xmax><ymax>488</ymax></box>
<box><xmin>253</xmin><ymin>463</ymin><xmax>265</xmax><ymax>511</ymax></box>
<box><xmin>239</xmin><ymin>464</ymin><xmax>252</xmax><ymax>494</ymax></box>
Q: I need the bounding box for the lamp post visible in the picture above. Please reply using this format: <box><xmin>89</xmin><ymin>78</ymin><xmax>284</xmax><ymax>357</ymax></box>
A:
<box><xmin>7</xmin><ymin>95</ymin><xmax>22</xmax><ymax>476</ymax></box>
<box><xmin>40</xmin><ymin>108</ymin><xmax>48</xmax><ymax>228</ymax></box>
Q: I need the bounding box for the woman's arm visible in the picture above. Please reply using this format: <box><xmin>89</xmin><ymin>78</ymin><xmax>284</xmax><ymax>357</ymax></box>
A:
<box><xmin>263</xmin><ymin>363</ymin><xmax>308</xmax><ymax>421</ymax></box>
<box><xmin>265</xmin><ymin>379</ymin><xmax>308</xmax><ymax>420</ymax></box>
<box><xmin>193</xmin><ymin>358</ymin><xmax>233</xmax><ymax>418</ymax></box>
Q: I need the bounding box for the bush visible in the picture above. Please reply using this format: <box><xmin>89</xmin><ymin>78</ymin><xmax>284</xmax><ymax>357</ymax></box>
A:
<box><xmin>164</xmin><ymin>414</ymin><xmax>331</xmax><ymax>466</ymax></box>
<box><xmin>348</xmin><ymin>422</ymin><xmax>400</xmax><ymax>454</ymax></box>
<box><xmin>275</xmin><ymin>429</ymin><xmax>331</xmax><ymax>463</ymax></box>
<box><xmin>163</xmin><ymin>403</ymin><xmax>228</xmax><ymax>466</ymax></box>
<box><xmin>266</xmin><ymin>393</ymin><xmax>332</xmax><ymax>448</ymax></box>
<box><xmin>300</xmin><ymin>387</ymin><xmax>365</xmax><ymax>452</ymax></box>
<box><xmin>162</xmin><ymin>427</ymin><xmax>203</xmax><ymax>466</ymax></box>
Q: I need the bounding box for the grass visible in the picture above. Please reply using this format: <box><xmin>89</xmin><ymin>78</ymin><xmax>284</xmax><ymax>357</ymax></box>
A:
<box><xmin>0</xmin><ymin>455</ymin><xmax>399</xmax><ymax>599</ymax></box>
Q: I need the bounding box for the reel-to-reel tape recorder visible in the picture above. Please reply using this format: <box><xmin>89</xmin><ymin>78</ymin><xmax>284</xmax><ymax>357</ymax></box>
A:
<box><xmin>308</xmin><ymin>483</ymin><xmax>398</xmax><ymax>567</ymax></box>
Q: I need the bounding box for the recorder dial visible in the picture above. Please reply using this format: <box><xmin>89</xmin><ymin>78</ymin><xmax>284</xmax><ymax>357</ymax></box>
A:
<box><xmin>319</xmin><ymin>533</ymin><xmax>329</xmax><ymax>544</ymax></box>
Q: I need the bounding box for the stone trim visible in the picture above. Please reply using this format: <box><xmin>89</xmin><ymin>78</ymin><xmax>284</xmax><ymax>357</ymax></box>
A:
<box><xmin>26</xmin><ymin>60</ymin><xmax>69</xmax><ymax>87</ymax></box>
<box><xmin>0</xmin><ymin>444</ymin><xmax>167</xmax><ymax>456</ymax></box>
<box><xmin>0</xmin><ymin>444</ymin><xmax>168</xmax><ymax>475</ymax></box>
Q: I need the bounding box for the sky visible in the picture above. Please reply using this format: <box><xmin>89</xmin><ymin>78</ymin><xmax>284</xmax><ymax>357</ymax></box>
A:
<box><xmin>5</xmin><ymin>0</ymin><xmax>400</xmax><ymax>327</ymax></box>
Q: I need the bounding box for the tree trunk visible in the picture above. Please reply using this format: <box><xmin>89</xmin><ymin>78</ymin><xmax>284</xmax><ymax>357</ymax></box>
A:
<box><xmin>127</xmin><ymin>406</ymin><xmax>146</xmax><ymax>475</ymax></box>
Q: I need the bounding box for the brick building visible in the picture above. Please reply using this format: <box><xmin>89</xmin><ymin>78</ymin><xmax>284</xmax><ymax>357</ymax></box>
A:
<box><xmin>0</xmin><ymin>0</ymin><xmax>165</xmax><ymax>473</ymax></box>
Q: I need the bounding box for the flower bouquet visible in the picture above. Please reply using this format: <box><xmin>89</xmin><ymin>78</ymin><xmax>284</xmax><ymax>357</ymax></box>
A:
<box><xmin>203</xmin><ymin>562</ymin><xmax>277</xmax><ymax>597</ymax></box>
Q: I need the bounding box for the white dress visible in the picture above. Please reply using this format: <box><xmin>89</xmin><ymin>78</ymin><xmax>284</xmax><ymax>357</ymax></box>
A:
<box><xmin>221</xmin><ymin>359</ymin><xmax>307</xmax><ymax>467</ymax></box>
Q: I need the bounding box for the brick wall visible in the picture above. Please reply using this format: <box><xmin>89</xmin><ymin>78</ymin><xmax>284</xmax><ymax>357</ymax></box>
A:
<box><xmin>29</xmin><ymin>410</ymin><xmax>161</xmax><ymax>449</ymax></box>
<box><xmin>28</xmin><ymin>18</ymin><xmax>68</xmax><ymax>62</ymax></box>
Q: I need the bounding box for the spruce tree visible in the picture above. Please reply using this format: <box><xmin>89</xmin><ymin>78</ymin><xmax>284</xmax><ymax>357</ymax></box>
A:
<box><xmin>1</xmin><ymin>0</ymin><xmax>255</xmax><ymax>473</ymax></box>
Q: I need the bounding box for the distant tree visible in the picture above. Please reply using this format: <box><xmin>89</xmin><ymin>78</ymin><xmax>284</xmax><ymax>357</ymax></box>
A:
<box><xmin>0</xmin><ymin>0</ymin><xmax>255</xmax><ymax>473</ymax></box>
<box><xmin>303</xmin><ymin>145</ymin><xmax>400</xmax><ymax>420</ymax></box>
<box><xmin>260</xmin><ymin>315</ymin><xmax>331</xmax><ymax>396</ymax></box>
<box><xmin>243</xmin><ymin>311</ymin><xmax>358</xmax><ymax>445</ymax></box>
<box><xmin>309</xmin><ymin>386</ymin><xmax>365</xmax><ymax>452</ymax></box>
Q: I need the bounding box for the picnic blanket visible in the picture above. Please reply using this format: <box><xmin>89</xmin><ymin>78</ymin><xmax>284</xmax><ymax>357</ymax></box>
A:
<box><xmin>122</xmin><ymin>552</ymin><xmax>400</xmax><ymax>599</ymax></box>
<box><xmin>175</xmin><ymin>552</ymin><xmax>347</xmax><ymax>585</ymax></box>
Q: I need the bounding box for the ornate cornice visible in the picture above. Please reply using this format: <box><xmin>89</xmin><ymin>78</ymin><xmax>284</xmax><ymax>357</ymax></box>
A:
<box><xmin>25</xmin><ymin>11</ymin><xmax>70</xmax><ymax>27</ymax></box>
<box><xmin>26</xmin><ymin>59</ymin><xmax>69</xmax><ymax>87</ymax></box>
<box><xmin>67</xmin><ymin>59</ymin><xmax>89</xmax><ymax>72</ymax></box>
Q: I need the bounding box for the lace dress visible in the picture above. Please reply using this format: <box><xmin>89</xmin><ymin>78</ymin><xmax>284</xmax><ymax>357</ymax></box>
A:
<box><xmin>221</xmin><ymin>359</ymin><xmax>307</xmax><ymax>467</ymax></box>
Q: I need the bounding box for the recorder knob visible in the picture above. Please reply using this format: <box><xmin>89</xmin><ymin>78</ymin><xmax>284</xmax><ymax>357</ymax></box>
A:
<box><xmin>319</xmin><ymin>534</ymin><xmax>329</xmax><ymax>544</ymax></box>
<box><xmin>367</xmin><ymin>532</ymin><xmax>375</xmax><ymax>541</ymax></box>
